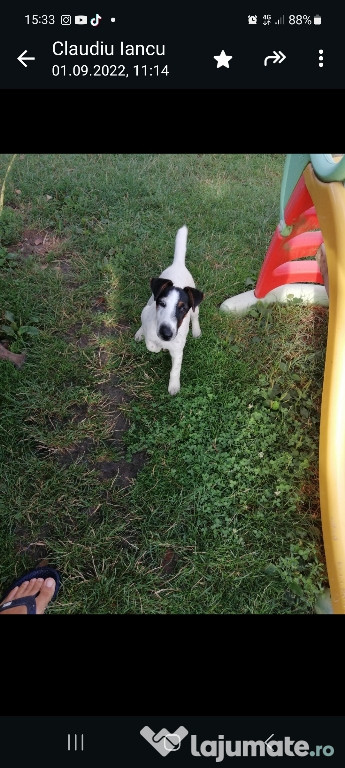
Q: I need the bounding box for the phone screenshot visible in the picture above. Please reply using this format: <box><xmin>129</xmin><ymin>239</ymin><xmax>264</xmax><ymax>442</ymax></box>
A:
<box><xmin>0</xmin><ymin>2</ymin><xmax>342</xmax><ymax>752</ymax></box>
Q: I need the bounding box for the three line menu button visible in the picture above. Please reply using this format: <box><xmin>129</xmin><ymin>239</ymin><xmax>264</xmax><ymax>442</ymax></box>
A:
<box><xmin>67</xmin><ymin>733</ymin><xmax>84</xmax><ymax>751</ymax></box>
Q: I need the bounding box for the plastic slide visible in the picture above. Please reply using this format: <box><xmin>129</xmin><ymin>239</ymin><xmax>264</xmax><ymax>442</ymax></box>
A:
<box><xmin>221</xmin><ymin>154</ymin><xmax>345</xmax><ymax>613</ymax></box>
<box><xmin>304</xmin><ymin>161</ymin><xmax>345</xmax><ymax>613</ymax></box>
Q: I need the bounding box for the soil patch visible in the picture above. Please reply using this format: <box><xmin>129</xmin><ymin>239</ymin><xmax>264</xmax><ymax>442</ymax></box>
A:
<box><xmin>96</xmin><ymin>451</ymin><xmax>147</xmax><ymax>488</ymax></box>
<box><xmin>14</xmin><ymin>229</ymin><xmax>66</xmax><ymax>259</ymax></box>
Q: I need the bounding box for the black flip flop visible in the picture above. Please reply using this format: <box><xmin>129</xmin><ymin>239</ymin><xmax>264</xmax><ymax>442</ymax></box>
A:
<box><xmin>0</xmin><ymin>567</ymin><xmax>61</xmax><ymax>614</ymax></box>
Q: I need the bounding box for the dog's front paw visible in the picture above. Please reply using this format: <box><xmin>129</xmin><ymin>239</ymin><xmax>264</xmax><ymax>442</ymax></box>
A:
<box><xmin>192</xmin><ymin>327</ymin><xmax>202</xmax><ymax>338</ymax></box>
<box><xmin>147</xmin><ymin>341</ymin><xmax>161</xmax><ymax>352</ymax></box>
<box><xmin>135</xmin><ymin>328</ymin><xmax>144</xmax><ymax>341</ymax></box>
<box><xmin>168</xmin><ymin>381</ymin><xmax>180</xmax><ymax>396</ymax></box>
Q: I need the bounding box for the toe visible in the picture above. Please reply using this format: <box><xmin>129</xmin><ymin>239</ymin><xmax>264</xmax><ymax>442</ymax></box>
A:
<box><xmin>25</xmin><ymin>578</ymin><xmax>44</xmax><ymax>596</ymax></box>
<box><xmin>35</xmin><ymin>578</ymin><xmax>56</xmax><ymax>614</ymax></box>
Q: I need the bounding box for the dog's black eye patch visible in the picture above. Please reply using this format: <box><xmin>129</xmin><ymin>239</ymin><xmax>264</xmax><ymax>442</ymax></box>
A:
<box><xmin>176</xmin><ymin>290</ymin><xmax>190</xmax><ymax>310</ymax></box>
<box><xmin>175</xmin><ymin>296</ymin><xmax>190</xmax><ymax>328</ymax></box>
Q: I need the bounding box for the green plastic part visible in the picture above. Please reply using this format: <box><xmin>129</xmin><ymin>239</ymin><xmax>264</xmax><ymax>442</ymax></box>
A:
<box><xmin>279</xmin><ymin>224</ymin><xmax>293</xmax><ymax>237</ymax></box>
<box><xmin>315</xmin><ymin>588</ymin><xmax>333</xmax><ymax>614</ymax></box>
<box><xmin>310</xmin><ymin>154</ymin><xmax>345</xmax><ymax>182</ymax></box>
<box><xmin>279</xmin><ymin>154</ymin><xmax>345</xmax><ymax>230</ymax></box>
<box><xmin>279</xmin><ymin>154</ymin><xmax>310</xmax><ymax>225</ymax></box>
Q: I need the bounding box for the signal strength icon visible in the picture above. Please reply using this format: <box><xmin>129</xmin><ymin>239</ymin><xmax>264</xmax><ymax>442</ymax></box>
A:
<box><xmin>275</xmin><ymin>15</ymin><xmax>285</xmax><ymax>24</ymax></box>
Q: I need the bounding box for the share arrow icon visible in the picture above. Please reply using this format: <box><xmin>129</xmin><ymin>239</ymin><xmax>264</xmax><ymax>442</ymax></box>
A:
<box><xmin>264</xmin><ymin>50</ymin><xmax>286</xmax><ymax>66</ymax></box>
<box><xmin>17</xmin><ymin>50</ymin><xmax>36</xmax><ymax>67</ymax></box>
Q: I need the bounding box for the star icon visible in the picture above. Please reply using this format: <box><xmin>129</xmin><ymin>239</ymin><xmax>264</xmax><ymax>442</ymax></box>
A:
<box><xmin>214</xmin><ymin>49</ymin><xmax>233</xmax><ymax>68</ymax></box>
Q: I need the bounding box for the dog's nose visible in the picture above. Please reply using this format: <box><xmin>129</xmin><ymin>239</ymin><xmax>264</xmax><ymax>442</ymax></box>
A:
<box><xmin>159</xmin><ymin>324</ymin><xmax>173</xmax><ymax>341</ymax></box>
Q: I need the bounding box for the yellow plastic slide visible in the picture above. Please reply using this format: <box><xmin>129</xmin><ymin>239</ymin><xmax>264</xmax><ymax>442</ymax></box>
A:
<box><xmin>304</xmin><ymin>163</ymin><xmax>345</xmax><ymax>613</ymax></box>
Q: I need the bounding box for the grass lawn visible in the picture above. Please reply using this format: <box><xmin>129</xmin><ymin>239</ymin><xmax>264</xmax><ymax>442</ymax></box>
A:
<box><xmin>0</xmin><ymin>153</ymin><xmax>328</xmax><ymax>613</ymax></box>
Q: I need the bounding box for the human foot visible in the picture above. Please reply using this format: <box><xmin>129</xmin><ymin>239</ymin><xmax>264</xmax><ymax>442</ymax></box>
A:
<box><xmin>316</xmin><ymin>243</ymin><xmax>329</xmax><ymax>297</ymax></box>
<box><xmin>0</xmin><ymin>571</ymin><xmax>60</xmax><ymax>614</ymax></box>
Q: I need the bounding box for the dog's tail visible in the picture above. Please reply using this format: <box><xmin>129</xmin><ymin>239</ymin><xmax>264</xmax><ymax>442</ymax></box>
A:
<box><xmin>173</xmin><ymin>225</ymin><xmax>188</xmax><ymax>265</ymax></box>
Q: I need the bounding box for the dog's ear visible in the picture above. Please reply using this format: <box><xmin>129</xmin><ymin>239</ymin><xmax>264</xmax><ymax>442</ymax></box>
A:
<box><xmin>150</xmin><ymin>278</ymin><xmax>173</xmax><ymax>300</ymax></box>
<box><xmin>184</xmin><ymin>287</ymin><xmax>204</xmax><ymax>312</ymax></box>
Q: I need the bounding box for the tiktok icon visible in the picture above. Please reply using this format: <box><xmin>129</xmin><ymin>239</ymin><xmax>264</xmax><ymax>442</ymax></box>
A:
<box><xmin>90</xmin><ymin>13</ymin><xmax>102</xmax><ymax>26</ymax></box>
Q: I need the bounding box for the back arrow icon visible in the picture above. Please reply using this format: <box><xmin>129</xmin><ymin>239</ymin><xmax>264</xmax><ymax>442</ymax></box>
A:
<box><xmin>17</xmin><ymin>50</ymin><xmax>36</xmax><ymax>67</ymax></box>
<box><xmin>264</xmin><ymin>50</ymin><xmax>286</xmax><ymax>66</ymax></box>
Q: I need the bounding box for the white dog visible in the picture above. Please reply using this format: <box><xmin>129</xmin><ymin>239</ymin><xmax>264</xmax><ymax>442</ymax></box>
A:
<box><xmin>135</xmin><ymin>226</ymin><xmax>204</xmax><ymax>395</ymax></box>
